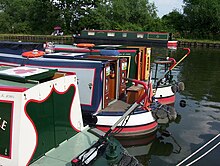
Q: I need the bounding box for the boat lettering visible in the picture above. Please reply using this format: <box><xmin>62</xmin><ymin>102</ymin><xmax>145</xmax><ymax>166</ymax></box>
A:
<box><xmin>0</xmin><ymin>117</ymin><xmax>7</xmax><ymax>131</ymax></box>
<box><xmin>0</xmin><ymin>93</ymin><xmax>14</xmax><ymax>99</ymax></box>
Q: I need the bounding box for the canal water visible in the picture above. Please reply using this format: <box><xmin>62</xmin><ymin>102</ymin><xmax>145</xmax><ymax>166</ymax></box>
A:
<box><xmin>123</xmin><ymin>47</ymin><xmax>220</xmax><ymax>166</ymax></box>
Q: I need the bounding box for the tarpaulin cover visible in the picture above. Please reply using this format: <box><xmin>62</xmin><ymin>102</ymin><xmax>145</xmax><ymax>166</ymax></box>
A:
<box><xmin>0</xmin><ymin>41</ymin><xmax>44</xmax><ymax>55</ymax></box>
<box><xmin>100</xmin><ymin>49</ymin><xmax>120</xmax><ymax>56</ymax></box>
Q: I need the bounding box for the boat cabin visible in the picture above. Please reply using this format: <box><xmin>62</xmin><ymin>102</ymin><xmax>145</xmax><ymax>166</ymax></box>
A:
<box><xmin>0</xmin><ymin>66</ymin><xmax>84</xmax><ymax>165</ymax></box>
<box><xmin>74</xmin><ymin>30</ymin><xmax>172</xmax><ymax>47</ymax></box>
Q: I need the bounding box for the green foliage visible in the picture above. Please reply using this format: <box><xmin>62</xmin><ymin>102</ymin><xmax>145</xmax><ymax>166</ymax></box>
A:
<box><xmin>183</xmin><ymin>0</ymin><xmax>220</xmax><ymax>39</ymax></box>
<box><xmin>162</xmin><ymin>10</ymin><xmax>185</xmax><ymax>33</ymax></box>
<box><xmin>0</xmin><ymin>0</ymin><xmax>219</xmax><ymax>40</ymax></box>
<box><xmin>27</xmin><ymin>0</ymin><xmax>61</xmax><ymax>35</ymax></box>
<box><xmin>82</xmin><ymin>0</ymin><xmax>159</xmax><ymax>31</ymax></box>
<box><xmin>0</xmin><ymin>12</ymin><xmax>12</xmax><ymax>33</ymax></box>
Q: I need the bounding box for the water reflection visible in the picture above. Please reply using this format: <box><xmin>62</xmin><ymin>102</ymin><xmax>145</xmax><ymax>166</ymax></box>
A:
<box><xmin>122</xmin><ymin>47</ymin><xmax>220</xmax><ymax>165</ymax></box>
<box><xmin>119</xmin><ymin>114</ymin><xmax>183</xmax><ymax>165</ymax></box>
<box><xmin>178</xmin><ymin>48</ymin><xmax>220</xmax><ymax>102</ymax></box>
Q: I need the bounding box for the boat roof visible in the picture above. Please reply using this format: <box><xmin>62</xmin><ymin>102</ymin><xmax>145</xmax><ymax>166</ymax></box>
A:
<box><xmin>0</xmin><ymin>66</ymin><xmax>57</xmax><ymax>90</ymax></box>
<box><xmin>81</xmin><ymin>29</ymin><xmax>170</xmax><ymax>34</ymax></box>
<box><xmin>0</xmin><ymin>52</ymin><xmax>108</xmax><ymax>67</ymax></box>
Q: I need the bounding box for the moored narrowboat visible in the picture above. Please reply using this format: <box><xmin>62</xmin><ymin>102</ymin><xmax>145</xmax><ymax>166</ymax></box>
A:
<box><xmin>0</xmin><ymin>49</ymin><xmax>158</xmax><ymax>137</ymax></box>
<box><xmin>74</xmin><ymin>30</ymin><xmax>175</xmax><ymax>47</ymax></box>
<box><xmin>152</xmin><ymin>48</ymin><xmax>191</xmax><ymax>105</ymax></box>
<box><xmin>0</xmin><ymin>65</ymin><xmax>140</xmax><ymax>166</ymax></box>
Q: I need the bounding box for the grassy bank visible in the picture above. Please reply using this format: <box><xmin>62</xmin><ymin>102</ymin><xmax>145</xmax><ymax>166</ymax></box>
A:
<box><xmin>177</xmin><ymin>38</ymin><xmax>220</xmax><ymax>44</ymax></box>
<box><xmin>0</xmin><ymin>34</ymin><xmax>73</xmax><ymax>44</ymax></box>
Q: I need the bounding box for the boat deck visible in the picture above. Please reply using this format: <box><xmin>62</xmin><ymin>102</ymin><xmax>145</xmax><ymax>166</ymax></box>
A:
<box><xmin>101</xmin><ymin>100</ymin><xmax>130</xmax><ymax>113</ymax></box>
<box><xmin>30</xmin><ymin>128</ymin><xmax>99</xmax><ymax>166</ymax></box>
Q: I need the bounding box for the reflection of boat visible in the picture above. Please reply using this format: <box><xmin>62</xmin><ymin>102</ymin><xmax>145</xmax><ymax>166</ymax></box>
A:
<box><xmin>124</xmin><ymin>132</ymin><xmax>176</xmax><ymax>158</ymax></box>
<box><xmin>119</xmin><ymin>132</ymin><xmax>157</xmax><ymax>148</ymax></box>
<box><xmin>121</xmin><ymin>128</ymin><xmax>182</xmax><ymax>164</ymax></box>
<box><xmin>0</xmin><ymin>65</ymin><xmax>139</xmax><ymax>166</ymax></box>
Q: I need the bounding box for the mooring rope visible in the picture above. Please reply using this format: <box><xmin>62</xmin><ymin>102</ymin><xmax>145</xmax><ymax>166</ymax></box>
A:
<box><xmin>185</xmin><ymin>141</ymin><xmax>220</xmax><ymax>166</ymax></box>
<box><xmin>177</xmin><ymin>133</ymin><xmax>220</xmax><ymax>166</ymax></box>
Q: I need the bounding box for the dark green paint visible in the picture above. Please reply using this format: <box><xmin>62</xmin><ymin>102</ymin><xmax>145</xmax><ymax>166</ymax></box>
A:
<box><xmin>148</xmin><ymin>34</ymin><xmax>168</xmax><ymax>40</ymax></box>
<box><xmin>0</xmin><ymin>102</ymin><xmax>12</xmax><ymax>157</ymax></box>
<box><xmin>81</xmin><ymin>30</ymin><xmax>169</xmax><ymax>40</ymax></box>
<box><xmin>0</xmin><ymin>67</ymin><xmax>57</xmax><ymax>83</ymax></box>
<box><xmin>26</xmin><ymin>86</ymin><xmax>77</xmax><ymax>163</ymax></box>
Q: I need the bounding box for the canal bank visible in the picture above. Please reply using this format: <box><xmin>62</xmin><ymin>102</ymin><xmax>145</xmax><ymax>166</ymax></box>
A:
<box><xmin>178</xmin><ymin>39</ymin><xmax>220</xmax><ymax>48</ymax></box>
<box><xmin>0</xmin><ymin>34</ymin><xmax>73</xmax><ymax>44</ymax></box>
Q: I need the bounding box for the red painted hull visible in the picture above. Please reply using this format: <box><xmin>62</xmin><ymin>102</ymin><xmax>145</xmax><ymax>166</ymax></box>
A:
<box><xmin>157</xmin><ymin>95</ymin><xmax>175</xmax><ymax>105</ymax></box>
<box><xmin>96</xmin><ymin>121</ymin><xmax>158</xmax><ymax>137</ymax></box>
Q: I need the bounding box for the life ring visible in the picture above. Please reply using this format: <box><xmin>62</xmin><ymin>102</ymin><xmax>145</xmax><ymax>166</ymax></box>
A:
<box><xmin>22</xmin><ymin>49</ymin><xmax>45</xmax><ymax>58</ymax></box>
<box><xmin>76</xmin><ymin>43</ymin><xmax>95</xmax><ymax>48</ymax></box>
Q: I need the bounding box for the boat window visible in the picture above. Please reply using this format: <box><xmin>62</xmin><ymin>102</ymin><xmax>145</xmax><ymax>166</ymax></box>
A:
<box><xmin>88</xmin><ymin>32</ymin><xmax>95</xmax><ymax>36</ymax></box>
<box><xmin>122</xmin><ymin>33</ymin><xmax>127</xmax><ymax>37</ymax></box>
<box><xmin>107</xmin><ymin>32</ymin><xmax>115</xmax><ymax>37</ymax></box>
<box><xmin>137</xmin><ymin>34</ymin><xmax>144</xmax><ymax>38</ymax></box>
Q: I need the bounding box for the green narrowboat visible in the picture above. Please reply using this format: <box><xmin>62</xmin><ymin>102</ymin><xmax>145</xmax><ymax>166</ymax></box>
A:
<box><xmin>0</xmin><ymin>65</ymin><xmax>140</xmax><ymax>166</ymax></box>
<box><xmin>74</xmin><ymin>30</ymin><xmax>172</xmax><ymax>47</ymax></box>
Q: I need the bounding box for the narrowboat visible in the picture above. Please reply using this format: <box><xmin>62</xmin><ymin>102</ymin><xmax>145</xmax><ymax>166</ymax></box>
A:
<box><xmin>0</xmin><ymin>65</ymin><xmax>140</xmax><ymax>166</ymax></box>
<box><xmin>71</xmin><ymin>44</ymin><xmax>184</xmax><ymax>105</ymax></box>
<box><xmin>49</xmin><ymin>43</ymin><xmax>181</xmax><ymax>105</ymax></box>
<box><xmin>48</xmin><ymin>43</ymin><xmax>151</xmax><ymax>86</ymax></box>
<box><xmin>152</xmin><ymin>48</ymin><xmax>191</xmax><ymax>105</ymax></box>
<box><xmin>0</xmin><ymin>49</ymin><xmax>158</xmax><ymax>137</ymax></box>
<box><xmin>74</xmin><ymin>29</ymin><xmax>176</xmax><ymax>47</ymax></box>
<box><xmin>43</xmin><ymin>52</ymin><xmax>158</xmax><ymax>137</ymax></box>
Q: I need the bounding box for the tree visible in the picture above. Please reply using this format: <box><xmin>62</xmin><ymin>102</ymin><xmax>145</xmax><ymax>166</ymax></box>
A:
<box><xmin>83</xmin><ymin>0</ymin><xmax>160</xmax><ymax>31</ymax></box>
<box><xmin>183</xmin><ymin>0</ymin><xmax>220</xmax><ymax>39</ymax></box>
<box><xmin>162</xmin><ymin>9</ymin><xmax>185</xmax><ymax>33</ymax></box>
<box><xmin>53</xmin><ymin>0</ymin><xmax>99</xmax><ymax>33</ymax></box>
<box><xmin>0</xmin><ymin>0</ymin><xmax>33</xmax><ymax>33</ymax></box>
<box><xmin>28</xmin><ymin>0</ymin><xmax>61</xmax><ymax>35</ymax></box>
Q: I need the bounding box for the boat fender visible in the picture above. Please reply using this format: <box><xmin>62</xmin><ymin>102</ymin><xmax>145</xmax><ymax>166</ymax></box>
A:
<box><xmin>76</xmin><ymin>43</ymin><xmax>95</xmax><ymax>48</ymax></box>
<box><xmin>22</xmin><ymin>49</ymin><xmax>45</xmax><ymax>58</ymax></box>
<box><xmin>152</xmin><ymin>105</ymin><xmax>177</xmax><ymax>123</ymax></box>
<box><xmin>167</xmin><ymin>106</ymin><xmax>177</xmax><ymax>121</ymax></box>
<box><xmin>171</xmin><ymin>84</ymin><xmax>178</xmax><ymax>93</ymax></box>
<box><xmin>178</xmin><ymin>82</ymin><xmax>185</xmax><ymax>91</ymax></box>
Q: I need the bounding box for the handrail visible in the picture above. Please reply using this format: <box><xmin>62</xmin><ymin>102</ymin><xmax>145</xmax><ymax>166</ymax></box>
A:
<box><xmin>156</xmin><ymin>48</ymin><xmax>190</xmax><ymax>87</ymax></box>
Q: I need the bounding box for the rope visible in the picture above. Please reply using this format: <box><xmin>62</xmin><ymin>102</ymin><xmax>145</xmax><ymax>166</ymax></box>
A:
<box><xmin>111</xmin><ymin>113</ymin><xmax>131</xmax><ymax>136</ymax></box>
<box><xmin>177</xmin><ymin>133</ymin><xmax>220</xmax><ymax>166</ymax></box>
<box><xmin>186</xmin><ymin>141</ymin><xmax>220</xmax><ymax>166</ymax></box>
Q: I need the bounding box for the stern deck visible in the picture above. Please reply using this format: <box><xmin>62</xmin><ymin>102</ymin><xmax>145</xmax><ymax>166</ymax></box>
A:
<box><xmin>30</xmin><ymin>128</ymin><xmax>99</xmax><ymax>166</ymax></box>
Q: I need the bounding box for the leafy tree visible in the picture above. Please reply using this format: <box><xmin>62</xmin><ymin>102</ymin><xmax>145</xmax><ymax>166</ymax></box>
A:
<box><xmin>53</xmin><ymin>0</ymin><xmax>99</xmax><ymax>33</ymax></box>
<box><xmin>83</xmin><ymin>0</ymin><xmax>160</xmax><ymax>31</ymax></box>
<box><xmin>28</xmin><ymin>0</ymin><xmax>61</xmax><ymax>35</ymax></box>
<box><xmin>183</xmin><ymin>0</ymin><xmax>220</xmax><ymax>39</ymax></box>
<box><xmin>162</xmin><ymin>9</ymin><xmax>185</xmax><ymax>33</ymax></box>
<box><xmin>0</xmin><ymin>12</ymin><xmax>12</xmax><ymax>33</ymax></box>
<box><xmin>0</xmin><ymin>0</ymin><xmax>33</xmax><ymax>33</ymax></box>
